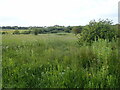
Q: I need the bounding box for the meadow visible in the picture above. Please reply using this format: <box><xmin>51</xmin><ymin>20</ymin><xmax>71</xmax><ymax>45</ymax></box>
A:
<box><xmin>2</xmin><ymin>33</ymin><xmax>119</xmax><ymax>88</ymax></box>
<box><xmin>1</xmin><ymin>29</ymin><xmax>28</xmax><ymax>34</ymax></box>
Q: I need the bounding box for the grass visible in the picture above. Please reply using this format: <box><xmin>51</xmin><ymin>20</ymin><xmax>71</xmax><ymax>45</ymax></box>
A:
<box><xmin>2</xmin><ymin>34</ymin><xmax>119</xmax><ymax>88</ymax></box>
<box><xmin>1</xmin><ymin>29</ymin><xmax>29</xmax><ymax>34</ymax></box>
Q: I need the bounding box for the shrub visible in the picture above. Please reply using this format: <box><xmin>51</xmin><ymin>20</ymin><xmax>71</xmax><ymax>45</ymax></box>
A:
<box><xmin>13</xmin><ymin>30</ymin><xmax>20</xmax><ymax>34</ymax></box>
<box><xmin>64</xmin><ymin>29</ymin><xmax>71</xmax><ymax>33</ymax></box>
<box><xmin>51</xmin><ymin>30</ymin><xmax>58</xmax><ymax>33</ymax></box>
<box><xmin>2</xmin><ymin>32</ymin><xmax>8</xmax><ymax>34</ymax></box>
<box><xmin>72</xmin><ymin>26</ymin><xmax>82</xmax><ymax>35</ymax></box>
<box><xmin>77</xmin><ymin>19</ymin><xmax>117</xmax><ymax>45</ymax></box>
<box><xmin>22</xmin><ymin>30</ymin><xmax>31</xmax><ymax>34</ymax></box>
<box><xmin>33</xmin><ymin>29</ymin><xmax>39</xmax><ymax>35</ymax></box>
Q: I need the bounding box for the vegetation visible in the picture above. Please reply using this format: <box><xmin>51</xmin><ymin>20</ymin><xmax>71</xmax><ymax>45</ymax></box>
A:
<box><xmin>77</xmin><ymin>19</ymin><xmax>118</xmax><ymax>45</ymax></box>
<box><xmin>2</xmin><ymin>32</ymin><xmax>8</xmax><ymax>34</ymax></box>
<box><xmin>33</xmin><ymin>28</ymin><xmax>39</xmax><ymax>35</ymax></box>
<box><xmin>72</xmin><ymin>26</ymin><xmax>82</xmax><ymax>35</ymax></box>
<box><xmin>1</xmin><ymin>25</ymin><xmax>72</xmax><ymax>34</ymax></box>
<box><xmin>2</xmin><ymin>19</ymin><xmax>119</xmax><ymax>88</ymax></box>
<box><xmin>13</xmin><ymin>30</ymin><xmax>20</xmax><ymax>35</ymax></box>
<box><xmin>21</xmin><ymin>30</ymin><xmax>31</xmax><ymax>34</ymax></box>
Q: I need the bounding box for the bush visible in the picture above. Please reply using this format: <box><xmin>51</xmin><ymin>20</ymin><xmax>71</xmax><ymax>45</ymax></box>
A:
<box><xmin>64</xmin><ymin>29</ymin><xmax>71</xmax><ymax>33</ymax></box>
<box><xmin>22</xmin><ymin>30</ymin><xmax>31</xmax><ymax>34</ymax></box>
<box><xmin>33</xmin><ymin>29</ymin><xmax>39</xmax><ymax>35</ymax></box>
<box><xmin>51</xmin><ymin>30</ymin><xmax>58</xmax><ymax>33</ymax></box>
<box><xmin>72</xmin><ymin>26</ymin><xmax>82</xmax><ymax>35</ymax></box>
<box><xmin>2</xmin><ymin>32</ymin><xmax>8</xmax><ymax>34</ymax></box>
<box><xmin>13</xmin><ymin>30</ymin><xmax>20</xmax><ymax>35</ymax></box>
<box><xmin>78</xmin><ymin>19</ymin><xmax>117</xmax><ymax>45</ymax></box>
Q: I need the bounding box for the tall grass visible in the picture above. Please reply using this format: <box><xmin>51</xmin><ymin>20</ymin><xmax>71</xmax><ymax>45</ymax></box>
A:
<box><xmin>2</xmin><ymin>34</ymin><xmax>119</xmax><ymax>88</ymax></box>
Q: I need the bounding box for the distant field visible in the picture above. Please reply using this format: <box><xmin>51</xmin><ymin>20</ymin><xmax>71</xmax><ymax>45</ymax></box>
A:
<box><xmin>0</xmin><ymin>29</ymin><xmax>29</xmax><ymax>34</ymax></box>
<box><xmin>2</xmin><ymin>34</ymin><xmax>119</xmax><ymax>88</ymax></box>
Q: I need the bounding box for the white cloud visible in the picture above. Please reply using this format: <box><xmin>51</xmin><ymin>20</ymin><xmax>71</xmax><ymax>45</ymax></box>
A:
<box><xmin>0</xmin><ymin>0</ymin><xmax>119</xmax><ymax>26</ymax></box>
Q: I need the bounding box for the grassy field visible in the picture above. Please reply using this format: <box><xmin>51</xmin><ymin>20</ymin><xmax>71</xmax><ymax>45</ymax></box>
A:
<box><xmin>2</xmin><ymin>33</ymin><xmax>120</xmax><ymax>88</ymax></box>
<box><xmin>1</xmin><ymin>29</ymin><xmax>28</xmax><ymax>34</ymax></box>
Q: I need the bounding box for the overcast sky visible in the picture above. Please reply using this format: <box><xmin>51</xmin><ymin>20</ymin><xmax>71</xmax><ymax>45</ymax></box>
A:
<box><xmin>0</xmin><ymin>0</ymin><xmax>119</xmax><ymax>26</ymax></box>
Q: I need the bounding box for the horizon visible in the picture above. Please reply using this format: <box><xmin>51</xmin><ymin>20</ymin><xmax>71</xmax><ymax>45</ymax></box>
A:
<box><xmin>1</xmin><ymin>22</ymin><xmax>118</xmax><ymax>28</ymax></box>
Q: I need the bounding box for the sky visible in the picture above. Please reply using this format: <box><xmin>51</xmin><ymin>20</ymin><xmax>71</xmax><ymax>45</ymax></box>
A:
<box><xmin>0</xmin><ymin>0</ymin><xmax>119</xmax><ymax>26</ymax></box>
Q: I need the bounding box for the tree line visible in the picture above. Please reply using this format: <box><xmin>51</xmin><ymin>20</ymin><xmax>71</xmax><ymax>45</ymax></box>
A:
<box><xmin>2</xmin><ymin>25</ymin><xmax>83</xmax><ymax>35</ymax></box>
<box><xmin>2</xmin><ymin>19</ymin><xmax>119</xmax><ymax>39</ymax></box>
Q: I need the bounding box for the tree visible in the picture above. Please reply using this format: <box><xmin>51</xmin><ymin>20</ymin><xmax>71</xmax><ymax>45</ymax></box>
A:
<box><xmin>38</xmin><ymin>28</ymin><xmax>43</xmax><ymax>34</ymax></box>
<box><xmin>64</xmin><ymin>28</ymin><xmax>71</xmax><ymax>33</ymax></box>
<box><xmin>78</xmin><ymin>19</ymin><xmax>117</xmax><ymax>45</ymax></box>
<box><xmin>72</xmin><ymin>26</ymin><xmax>82</xmax><ymax>35</ymax></box>
<box><xmin>2</xmin><ymin>32</ymin><xmax>8</xmax><ymax>34</ymax></box>
<box><xmin>22</xmin><ymin>30</ymin><xmax>31</xmax><ymax>34</ymax></box>
<box><xmin>33</xmin><ymin>28</ymin><xmax>39</xmax><ymax>35</ymax></box>
<box><xmin>51</xmin><ymin>30</ymin><xmax>57</xmax><ymax>33</ymax></box>
<box><xmin>13</xmin><ymin>30</ymin><xmax>20</xmax><ymax>34</ymax></box>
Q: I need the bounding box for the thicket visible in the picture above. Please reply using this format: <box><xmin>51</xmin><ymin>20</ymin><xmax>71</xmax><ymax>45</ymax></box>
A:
<box><xmin>72</xmin><ymin>26</ymin><xmax>83</xmax><ymax>35</ymax></box>
<box><xmin>2</xmin><ymin>26</ymin><xmax>73</xmax><ymax>35</ymax></box>
<box><xmin>13</xmin><ymin>30</ymin><xmax>20</xmax><ymax>35</ymax></box>
<box><xmin>77</xmin><ymin>19</ymin><xmax>118</xmax><ymax>45</ymax></box>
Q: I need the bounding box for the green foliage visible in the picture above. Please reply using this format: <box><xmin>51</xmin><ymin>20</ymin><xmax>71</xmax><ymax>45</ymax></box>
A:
<box><xmin>51</xmin><ymin>30</ymin><xmax>58</xmax><ymax>33</ymax></box>
<box><xmin>78</xmin><ymin>19</ymin><xmax>117</xmax><ymax>45</ymax></box>
<box><xmin>13</xmin><ymin>30</ymin><xmax>20</xmax><ymax>35</ymax></box>
<box><xmin>21</xmin><ymin>30</ymin><xmax>31</xmax><ymax>34</ymax></box>
<box><xmin>1</xmin><ymin>18</ymin><xmax>119</xmax><ymax>88</ymax></box>
<box><xmin>2</xmin><ymin>34</ymin><xmax>119</xmax><ymax>88</ymax></box>
<box><xmin>64</xmin><ymin>28</ymin><xmax>71</xmax><ymax>33</ymax></box>
<box><xmin>72</xmin><ymin>26</ymin><xmax>82</xmax><ymax>35</ymax></box>
<box><xmin>2</xmin><ymin>32</ymin><xmax>8</xmax><ymax>34</ymax></box>
<box><xmin>33</xmin><ymin>28</ymin><xmax>39</xmax><ymax>35</ymax></box>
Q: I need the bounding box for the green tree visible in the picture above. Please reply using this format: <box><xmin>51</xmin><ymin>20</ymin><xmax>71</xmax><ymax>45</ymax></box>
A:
<box><xmin>13</xmin><ymin>30</ymin><xmax>20</xmax><ymax>34</ymax></box>
<box><xmin>22</xmin><ymin>30</ymin><xmax>31</xmax><ymax>34</ymax></box>
<box><xmin>38</xmin><ymin>28</ymin><xmax>43</xmax><ymax>34</ymax></box>
<box><xmin>64</xmin><ymin>28</ymin><xmax>71</xmax><ymax>33</ymax></box>
<box><xmin>72</xmin><ymin>26</ymin><xmax>82</xmax><ymax>35</ymax></box>
<box><xmin>2</xmin><ymin>32</ymin><xmax>8</xmax><ymax>34</ymax></box>
<box><xmin>33</xmin><ymin>29</ymin><xmax>39</xmax><ymax>35</ymax></box>
<box><xmin>78</xmin><ymin>19</ymin><xmax>117</xmax><ymax>45</ymax></box>
<box><xmin>51</xmin><ymin>30</ymin><xmax>57</xmax><ymax>33</ymax></box>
